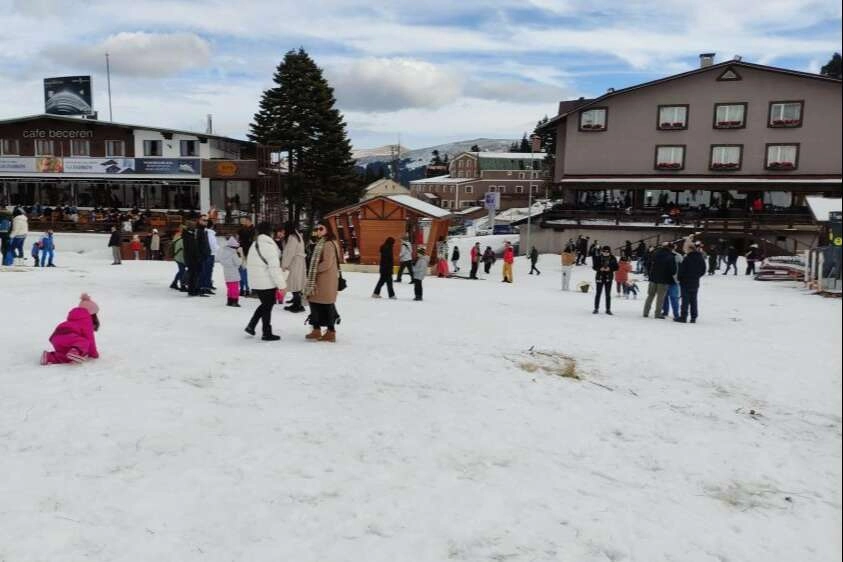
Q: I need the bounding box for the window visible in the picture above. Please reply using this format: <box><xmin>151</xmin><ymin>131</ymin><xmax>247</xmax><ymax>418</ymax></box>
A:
<box><xmin>579</xmin><ymin>108</ymin><xmax>607</xmax><ymax>131</ymax></box>
<box><xmin>143</xmin><ymin>140</ymin><xmax>162</xmax><ymax>156</ymax></box>
<box><xmin>658</xmin><ymin>105</ymin><xmax>688</xmax><ymax>130</ymax></box>
<box><xmin>710</xmin><ymin>145</ymin><xmax>742</xmax><ymax>170</ymax></box>
<box><xmin>105</xmin><ymin>140</ymin><xmax>125</xmax><ymax>157</ymax></box>
<box><xmin>35</xmin><ymin>140</ymin><xmax>55</xmax><ymax>156</ymax></box>
<box><xmin>460</xmin><ymin>201</ymin><xmax>475</xmax><ymax>209</ymax></box>
<box><xmin>766</xmin><ymin>144</ymin><xmax>799</xmax><ymax>170</ymax></box>
<box><xmin>769</xmin><ymin>101</ymin><xmax>803</xmax><ymax>128</ymax></box>
<box><xmin>714</xmin><ymin>103</ymin><xmax>746</xmax><ymax>128</ymax></box>
<box><xmin>654</xmin><ymin>145</ymin><xmax>685</xmax><ymax>170</ymax></box>
<box><xmin>518</xmin><ymin>172</ymin><xmax>525</xmax><ymax>179</ymax></box>
<box><xmin>516</xmin><ymin>185</ymin><xmax>525</xmax><ymax>194</ymax></box>
<box><xmin>530</xmin><ymin>184</ymin><xmax>538</xmax><ymax>193</ymax></box>
<box><xmin>464</xmin><ymin>185</ymin><xmax>473</xmax><ymax>194</ymax></box>
<box><xmin>487</xmin><ymin>186</ymin><xmax>497</xmax><ymax>193</ymax></box>
<box><xmin>1</xmin><ymin>139</ymin><xmax>20</xmax><ymax>155</ymax></box>
<box><xmin>180</xmin><ymin>140</ymin><xmax>197</xmax><ymax>157</ymax></box>
<box><xmin>70</xmin><ymin>139</ymin><xmax>90</xmax><ymax>156</ymax></box>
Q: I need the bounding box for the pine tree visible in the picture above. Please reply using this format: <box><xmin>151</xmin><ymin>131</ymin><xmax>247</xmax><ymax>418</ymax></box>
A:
<box><xmin>430</xmin><ymin>150</ymin><xmax>442</xmax><ymax>165</ymax></box>
<box><xmin>249</xmin><ymin>48</ymin><xmax>360</xmax><ymax>223</ymax></box>
<box><xmin>519</xmin><ymin>133</ymin><xmax>530</xmax><ymax>153</ymax></box>
<box><xmin>470</xmin><ymin>144</ymin><xmax>481</xmax><ymax>152</ymax></box>
<box><xmin>821</xmin><ymin>52</ymin><xmax>842</xmax><ymax>79</ymax></box>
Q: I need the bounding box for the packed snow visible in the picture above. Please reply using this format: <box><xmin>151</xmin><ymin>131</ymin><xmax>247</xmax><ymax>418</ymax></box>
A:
<box><xmin>1</xmin><ymin>237</ymin><xmax>841</xmax><ymax>562</ymax></box>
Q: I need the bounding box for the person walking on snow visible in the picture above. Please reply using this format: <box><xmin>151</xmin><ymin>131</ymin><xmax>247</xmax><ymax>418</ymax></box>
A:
<box><xmin>245</xmin><ymin>222</ymin><xmax>287</xmax><ymax>341</ymax></box>
<box><xmin>202</xmin><ymin>221</ymin><xmax>219</xmax><ymax>293</ymax></box>
<box><xmin>170</xmin><ymin>228</ymin><xmax>186</xmax><ymax>291</ymax></box>
<box><xmin>560</xmin><ymin>246</ymin><xmax>575</xmax><ymax>291</ymax></box>
<box><xmin>643</xmin><ymin>243</ymin><xmax>676</xmax><ymax>319</ymax></box>
<box><xmin>502</xmin><ymin>241</ymin><xmax>514</xmax><ymax>283</ymax></box>
<box><xmin>372</xmin><ymin>237</ymin><xmax>396</xmax><ymax>299</ymax></box>
<box><xmin>108</xmin><ymin>225</ymin><xmax>122</xmax><ymax>265</ymax></box>
<box><xmin>395</xmin><ymin>236</ymin><xmax>414</xmax><ymax>283</ymax></box>
<box><xmin>482</xmin><ymin>246</ymin><xmax>495</xmax><ymax>274</ymax></box>
<box><xmin>707</xmin><ymin>245</ymin><xmax>719</xmax><ymax>275</ymax></box>
<box><xmin>436</xmin><ymin>237</ymin><xmax>449</xmax><ymax>278</ymax></box>
<box><xmin>303</xmin><ymin>220</ymin><xmax>343</xmax><ymax>343</ymax></box>
<box><xmin>468</xmin><ymin>242</ymin><xmax>481</xmax><ymax>279</ymax></box>
<box><xmin>150</xmin><ymin>229</ymin><xmax>161</xmax><ymax>260</ymax></box>
<box><xmin>529</xmin><ymin>246</ymin><xmax>540</xmax><ymax>275</ymax></box>
<box><xmin>451</xmin><ymin>245</ymin><xmax>461</xmax><ymax>273</ymax></box>
<box><xmin>237</xmin><ymin>217</ymin><xmax>255</xmax><ymax>296</ymax></box>
<box><xmin>676</xmin><ymin>242</ymin><xmax>707</xmax><ymax>323</ymax></box>
<box><xmin>661</xmin><ymin>243</ymin><xmax>683</xmax><ymax>320</ymax></box>
<box><xmin>218</xmin><ymin>236</ymin><xmax>243</xmax><ymax>307</ymax></box>
<box><xmin>10</xmin><ymin>208</ymin><xmax>28</xmax><ymax>264</ymax></box>
<box><xmin>745</xmin><ymin>244</ymin><xmax>761</xmax><ymax>276</ymax></box>
<box><xmin>723</xmin><ymin>246</ymin><xmax>738</xmax><ymax>275</ymax></box>
<box><xmin>281</xmin><ymin>223</ymin><xmax>307</xmax><ymax>313</ymax></box>
<box><xmin>130</xmin><ymin>235</ymin><xmax>142</xmax><ymax>260</ymax></box>
<box><xmin>41</xmin><ymin>293</ymin><xmax>100</xmax><ymax>365</ymax></box>
<box><xmin>412</xmin><ymin>247</ymin><xmax>429</xmax><ymax>301</ymax></box>
<box><xmin>592</xmin><ymin>245</ymin><xmax>618</xmax><ymax>314</ymax></box>
<box><xmin>30</xmin><ymin>239</ymin><xmax>42</xmax><ymax>266</ymax></box>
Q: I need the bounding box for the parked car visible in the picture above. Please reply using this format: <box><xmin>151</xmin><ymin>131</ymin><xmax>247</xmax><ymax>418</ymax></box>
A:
<box><xmin>493</xmin><ymin>224</ymin><xmax>517</xmax><ymax>235</ymax></box>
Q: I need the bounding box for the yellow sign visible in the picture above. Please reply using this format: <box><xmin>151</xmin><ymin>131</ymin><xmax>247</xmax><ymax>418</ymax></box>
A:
<box><xmin>216</xmin><ymin>161</ymin><xmax>238</xmax><ymax>177</ymax></box>
<box><xmin>834</xmin><ymin>236</ymin><xmax>842</xmax><ymax>246</ymax></box>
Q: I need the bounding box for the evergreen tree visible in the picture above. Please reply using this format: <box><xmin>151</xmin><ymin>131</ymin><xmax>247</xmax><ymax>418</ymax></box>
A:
<box><xmin>533</xmin><ymin>115</ymin><xmax>557</xmax><ymax>188</ymax></box>
<box><xmin>509</xmin><ymin>140</ymin><xmax>520</xmax><ymax>152</ymax></box>
<box><xmin>249</xmin><ymin>48</ymin><xmax>360</xmax><ymax>222</ymax></box>
<box><xmin>470</xmin><ymin>144</ymin><xmax>481</xmax><ymax>152</ymax></box>
<box><xmin>519</xmin><ymin>133</ymin><xmax>531</xmax><ymax>153</ymax></box>
<box><xmin>430</xmin><ymin>150</ymin><xmax>443</xmax><ymax>165</ymax></box>
<box><xmin>821</xmin><ymin>52</ymin><xmax>842</xmax><ymax>79</ymax></box>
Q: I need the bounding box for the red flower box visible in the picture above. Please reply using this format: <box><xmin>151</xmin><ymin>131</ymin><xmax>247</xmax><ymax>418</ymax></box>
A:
<box><xmin>780</xmin><ymin>162</ymin><xmax>794</xmax><ymax>169</ymax></box>
<box><xmin>672</xmin><ymin>122</ymin><xmax>684</xmax><ymax>127</ymax></box>
<box><xmin>660</xmin><ymin>122</ymin><xmax>673</xmax><ymax>128</ymax></box>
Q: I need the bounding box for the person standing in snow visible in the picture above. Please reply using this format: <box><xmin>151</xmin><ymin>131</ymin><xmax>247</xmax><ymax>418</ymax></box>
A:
<box><xmin>281</xmin><ymin>223</ymin><xmax>307</xmax><ymax>313</ymax></box>
<box><xmin>9</xmin><ymin>208</ymin><xmax>28</xmax><ymax>263</ymax></box>
<box><xmin>0</xmin><ymin>211</ymin><xmax>11</xmax><ymax>264</ymax></box>
<box><xmin>643</xmin><ymin>243</ymin><xmax>676</xmax><ymax>319</ymax></box>
<box><xmin>745</xmin><ymin>244</ymin><xmax>761</xmax><ymax>276</ymax></box>
<box><xmin>560</xmin><ymin>246</ymin><xmax>575</xmax><ymax>291</ymax></box>
<box><xmin>469</xmin><ymin>242</ymin><xmax>481</xmax><ymax>279</ymax></box>
<box><xmin>170</xmin><ymin>228</ymin><xmax>186</xmax><ymax>291</ymax></box>
<box><xmin>502</xmin><ymin>241</ymin><xmax>514</xmax><ymax>283</ymax></box>
<box><xmin>245</xmin><ymin>222</ymin><xmax>286</xmax><ymax>341</ymax></box>
<box><xmin>129</xmin><ymin>235</ymin><xmax>142</xmax><ymax>260</ymax></box>
<box><xmin>150</xmin><ymin>229</ymin><xmax>161</xmax><ymax>260</ymax></box>
<box><xmin>707</xmin><ymin>245</ymin><xmax>719</xmax><ymax>275</ymax></box>
<box><xmin>436</xmin><ymin>237</ymin><xmax>449</xmax><ymax>277</ymax></box>
<box><xmin>451</xmin><ymin>245</ymin><xmax>460</xmax><ymax>273</ymax></box>
<box><xmin>592</xmin><ymin>245</ymin><xmax>618</xmax><ymax>315</ymax></box>
<box><xmin>615</xmin><ymin>255</ymin><xmax>632</xmax><ymax>295</ymax></box>
<box><xmin>372</xmin><ymin>237</ymin><xmax>396</xmax><ymax>299</ymax></box>
<box><xmin>529</xmin><ymin>246</ymin><xmax>540</xmax><ymax>275</ymax></box>
<box><xmin>303</xmin><ymin>220</ymin><xmax>342</xmax><ymax>342</ymax></box>
<box><xmin>723</xmin><ymin>246</ymin><xmax>739</xmax><ymax>275</ymax></box>
<box><xmin>218</xmin><ymin>236</ymin><xmax>243</xmax><ymax>307</ymax></box>
<box><xmin>203</xmin><ymin>220</ymin><xmax>220</xmax><ymax>294</ymax></box>
<box><xmin>108</xmin><ymin>225</ymin><xmax>122</xmax><ymax>265</ymax></box>
<box><xmin>395</xmin><ymin>236</ymin><xmax>414</xmax><ymax>283</ymax></box>
<box><xmin>661</xmin><ymin>243</ymin><xmax>683</xmax><ymax>320</ymax></box>
<box><xmin>482</xmin><ymin>246</ymin><xmax>496</xmax><ymax>274</ymax></box>
<box><xmin>40</xmin><ymin>230</ymin><xmax>56</xmax><ymax>267</ymax></box>
<box><xmin>412</xmin><ymin>247</ymin><xmax>429</xmax><ymax>301</ymax></box>
<box><xmin>634</xmin><ymin>240</ymin><xmax>647</xmax><ymax>273</ymax></box>
<box><xmin>30</xmin><ymin>239</ymin><xmax>42</xmax><ymax>266</ymax></box>
<box><xmin>238</xmin><ymin>217</ymin><xmax>255</xmax><ymax>297</ymax></box>
<box><xmin>41</xmin><ymin>293</ymin><xmax>100</xmax><ymax>365</ymax></box>
<box><xmin>576</xmin><ymin>236</ymin><xmax>589</xmax><ymax>265</ymax></box>
<box><xmin>676</xmin><ymin>242</ymin><xmax>707</xmax><ymax>323</ymax></box>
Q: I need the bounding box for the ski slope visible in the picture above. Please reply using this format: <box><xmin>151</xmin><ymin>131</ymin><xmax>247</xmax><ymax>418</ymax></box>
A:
<box><xmin>1</xmin><ymin>246</ymin><xmax>840</xmax><ymax>562</ymax></box>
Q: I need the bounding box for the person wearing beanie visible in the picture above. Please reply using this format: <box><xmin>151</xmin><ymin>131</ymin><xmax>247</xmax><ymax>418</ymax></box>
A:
<box><xmin>41</xmin><ymin>293</ymin><xmax>100</xmax><ymax>365</ymax></box>
<box><xmin>412</xmin><ymin>246</ymin><xmax>429</xmax><ymax>301</ymax></box>
<box><xmin>217</xmin><ymin>236</ymin><xmax>243</xmax><ymax>307</ymax></box>
<box><xmin>150</xmin><ymin>228</ymin><xmax>161</xmax><ymax>260</ymax></box>
<box><xmin>592</xmin><ymin>245</ymin><xmax>618</xmax><ymax>314</ymax></box>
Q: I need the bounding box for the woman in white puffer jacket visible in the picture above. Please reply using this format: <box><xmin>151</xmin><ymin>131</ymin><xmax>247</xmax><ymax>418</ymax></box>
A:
<box><xmin>244</xmin><ymin>222</ymin><xmax>287</xmax><ymax>341</ymax></box>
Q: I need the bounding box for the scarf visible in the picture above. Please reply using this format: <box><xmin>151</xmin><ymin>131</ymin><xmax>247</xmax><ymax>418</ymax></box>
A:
<box><xmin>304</xmin><ymin>238</ymin><xmax>326</xmax><ymax>298</ymax></box>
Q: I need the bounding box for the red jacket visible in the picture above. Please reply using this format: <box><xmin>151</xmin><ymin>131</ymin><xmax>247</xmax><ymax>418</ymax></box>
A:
<box><xmin>130</xmin><ymin>240</ymin><xmax>142</xmax><ymax>251</ymax></box>
<box><xmin>503</xmin><ymin>247</ymin><xmax>514</xmax><ymax>264</ymax></box>
<box><xmin>470</xmin><ymin>246</ymin><xmax>480</xmax><ymax>263</ymax></box>
<box><xmin>615</xmin><ymin>260</ymin><xmax>632</xmax><ymax>283</ymax></box>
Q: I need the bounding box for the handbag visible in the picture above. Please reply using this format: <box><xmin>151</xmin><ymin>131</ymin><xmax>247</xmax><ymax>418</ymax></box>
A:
<box><xmin>335</xmin><ymin>242</ymin><xmax>347</xmax><ymax>291</ymax></box>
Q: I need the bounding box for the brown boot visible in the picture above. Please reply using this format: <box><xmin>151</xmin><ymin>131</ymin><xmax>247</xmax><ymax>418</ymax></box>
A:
<box><xmin>319</xmin><ymin>330</ymin><xmax>336</xmax><ymax>343</ymax></box>
<box><xmin>305</xmin><ymin>328</ymin><xmax>322</xmax><ymax>340</ymax></box>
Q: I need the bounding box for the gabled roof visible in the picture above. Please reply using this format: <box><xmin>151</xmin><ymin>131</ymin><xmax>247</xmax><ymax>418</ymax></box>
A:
<box><xmin>410</xmin><ymin>175</ymin><xmax>472</xmax><ymax>184</ymax></box>
<box><xmin>0</xmin><ymin>113</ymin><xmax>253</xmax><ymax>145</ymax></box>
<box><xmin>538</xmin><ymin>60</ymin><xmax>842</xmax><ymax>131</ymax></box>
<box><xmin>324</xmin><ymin>194</ymin><xmax>450</xmax><ymax>219</ymax></box>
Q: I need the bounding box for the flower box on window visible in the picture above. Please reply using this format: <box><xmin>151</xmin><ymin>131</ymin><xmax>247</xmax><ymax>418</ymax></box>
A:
<box><xmin>769</xmin><ymin>162</ymin><xmax>795</xmax><ymax>170</ymax></box>
<box><xmin>672</xmin><ymin>122</ymin><xmax>684</xmax><ymax>127</ymax></box>
<box><xmin>660</xmin><ymin>122</ymin><xmax>685</xmax><ymax>129</ymax></box>
<box><xmin>657</xmin><ymin>162</ymin><xmax>681</xmax><ymax>169</ymax></box>
<box><xmin>716</xmin><ymin>120</ymin><xmax>743</xmax><ymax>128</ymax></box>
<box><xmin>712</xmin><ymin>162</ymin><xmax>739</xmax><ymax>170</ymax></box>
<box><xmin>582</xmin><ymin>124</ymin><xmax>593</xmax><ymax>129</ymax></box>
<box><xmin>771</xmin><ymin>118</ymin><xmax>801</xmax><ymax>127</ymax></box>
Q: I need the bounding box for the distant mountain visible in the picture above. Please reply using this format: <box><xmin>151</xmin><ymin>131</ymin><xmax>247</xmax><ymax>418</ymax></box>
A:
<box><xmin>353</xmin><ymin>138</ymin><xmax>517</xmax><ymax>184</ymax></box>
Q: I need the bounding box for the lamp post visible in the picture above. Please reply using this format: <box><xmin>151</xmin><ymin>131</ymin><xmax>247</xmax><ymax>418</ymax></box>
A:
<box><xmin>526</xmin><ymin>135</ymin><xmax>539</xmax><ymax>256</ymax></box>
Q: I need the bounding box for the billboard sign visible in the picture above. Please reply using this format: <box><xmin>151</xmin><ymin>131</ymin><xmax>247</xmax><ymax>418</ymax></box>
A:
<box><xmin>0</xmin><ymin>157</ymin><xmax>36</xmax><ymax>173</ymax></box>
<box><xmin>135</xmin><ymin>158</ymin><xmax>200</xmax><ymax>175</ymax></box>
<box><xmin>44</xmin><ymin>76</ymin><xmax>93</xmax><ymax>116</ymax></box>
<box><xmin>63</xmin><ymin>158</ymin><xmax>135</xmax><ymax>174</ymax></box>
<box><xmin>483</xmin><ymin>191</ymin><xmax>500</xmax><ymax>210</ymax></box>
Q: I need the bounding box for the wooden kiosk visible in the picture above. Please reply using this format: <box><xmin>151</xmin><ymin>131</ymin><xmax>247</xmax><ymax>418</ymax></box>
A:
<box><xmin>323</xmin><ymin>195</ymin><xmax>451</xmax><ymax>266</ymax></box>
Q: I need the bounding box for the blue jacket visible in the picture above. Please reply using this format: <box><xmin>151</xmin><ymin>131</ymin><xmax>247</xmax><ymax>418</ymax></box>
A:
<box><xmin>41</xmin><ymin>235</ymin><xmax>55</xmax><ymax>251</ymax></box>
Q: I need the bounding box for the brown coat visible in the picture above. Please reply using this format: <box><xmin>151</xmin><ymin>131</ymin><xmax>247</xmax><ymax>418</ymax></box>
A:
<box><xmin>561</xmin><ymin>251</ymin><xmax>576</xmax><ymax>266</ymax></box>
<box><xmin>309</xmin><ymin>240</ymin><xmax>342</xmax><ymax>304</ymax></box>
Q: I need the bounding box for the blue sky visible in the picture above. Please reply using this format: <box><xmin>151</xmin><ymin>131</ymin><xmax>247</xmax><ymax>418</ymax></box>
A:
<box><xmin>0</xmin><ymin>0</ymin><xmax>840</xmax><ymax>150</ymax></box>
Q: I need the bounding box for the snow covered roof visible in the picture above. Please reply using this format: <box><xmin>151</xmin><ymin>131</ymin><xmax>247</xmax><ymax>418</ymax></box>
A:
<box><xmin>454</xmin><ymin>206</ymin><xmax>483</xmax><ymax>215</ymax></box>
<box><xmin>471</xmin><ymin>152</ymin><xmax>546</xmax><ymax>160</ymax></box>
<box><xmin>387</xmin><ymin>195</ymin><xmax>451</xmax><ymax>218</ymax></box>
<box><xmin>806</xmin><ymin>197</ymin><xmax>842</xmax><ymax>222</ymax></box>
<box><xmin>410</xmin><ymin>175</ymin><xmax>471</xmax><ymax>185</ymax></box>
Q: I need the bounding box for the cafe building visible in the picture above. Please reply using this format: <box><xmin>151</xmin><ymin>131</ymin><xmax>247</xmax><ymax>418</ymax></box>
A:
<box><xmin>0</xmin><ymin>114</ymin><xmax>256</xmax><ymax>215</ymax></box>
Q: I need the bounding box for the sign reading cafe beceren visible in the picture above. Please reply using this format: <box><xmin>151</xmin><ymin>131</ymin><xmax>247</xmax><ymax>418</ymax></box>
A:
<box><xmin>22</xmin><ymin>128</ymin><xmax>94</xmax><ymax>139</ymax></box>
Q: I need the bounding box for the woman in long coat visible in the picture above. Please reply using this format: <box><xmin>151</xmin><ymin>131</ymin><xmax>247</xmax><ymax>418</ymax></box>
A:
<box><xmin>303</xmin><ymin>220</ymin><xmax>343</xmax><ymax>342</ymax></box>
<box><xmin>281</xmin><ymin>222</ymin><xmax>307</xmax><ymax>312</ymax></box>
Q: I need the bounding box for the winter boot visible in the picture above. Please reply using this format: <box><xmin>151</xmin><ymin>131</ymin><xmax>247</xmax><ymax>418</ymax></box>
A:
<box><xmin>319</xmin><ymin>330</ymin><xmax>336</xmax><ymax>343</ymax></box>
<box><xmin>261</xmin><ymin>325</ymin><xmax>281</xmax><ymax>341</ymax></box>
<box><xmin>169</xmin><ymin>281</ymin><xmax>179</xmax><ymax>290</ymax></box>
<box><xmin>244</xmin><ymin>322</ymin><xmax>257</xmax><ymax>336</ymax></box>
<box><xmin>227</xmin><ymin>298</ymin><xmax>240</xmax><ymax>307</ymax></box>
<box><xmin>305</xmin><ymin>328</ymin><xmax>322</xmax><ymax>340</ymax></box>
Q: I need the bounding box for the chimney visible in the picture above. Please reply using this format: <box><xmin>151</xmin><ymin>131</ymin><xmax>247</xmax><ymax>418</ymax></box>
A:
<box><xmin>699</xmin><ymin>53</ymin><xmax>716</xmax><ymax>68</ymax></box>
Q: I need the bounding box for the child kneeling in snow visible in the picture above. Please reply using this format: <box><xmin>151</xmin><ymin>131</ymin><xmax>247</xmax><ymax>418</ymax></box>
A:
<box><xmin>41</xmin><ymin>294</ymin><xmax>100</xmax><ymax>365</ymax></box>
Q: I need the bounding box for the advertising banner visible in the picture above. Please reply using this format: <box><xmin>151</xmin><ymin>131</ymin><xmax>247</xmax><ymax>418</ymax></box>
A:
<box><xmin>135</xmin><ymin>158</ymin><xmax>200</xmax><ymax>175</ymax></box>
<box><xmin>44</xmin><ymin>76</ymin><xmax>93</xmax><ymax>116</ymax></box>
<box><xmin>0</xmin><ymin>157</ymin><xmax>36</xmax><ymax>173</ymax></box>
<box><xmin>63</xmin><ymin>158</ymin><xmax>135</xmax><ymax>174</ymax></box>
<box><xmin>35</xmin><ymin>156</ymin><xmax>64</xmax><ymax>173</ymax></box>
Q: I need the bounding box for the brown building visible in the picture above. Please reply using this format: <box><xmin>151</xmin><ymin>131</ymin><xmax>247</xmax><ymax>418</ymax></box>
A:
<box><xmin>538</xmin><ymin>55</ymin><xmax>842</xmax><ymax>212</ymax></box>
<box><xmin>409</xmin><ymin>151</ymin><xmax>550</xmax><ymax>211</ymax></box>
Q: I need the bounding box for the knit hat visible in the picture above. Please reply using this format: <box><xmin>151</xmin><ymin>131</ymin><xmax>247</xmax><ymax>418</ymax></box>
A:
<box><xmin>79</xmin><ymin>293</ymin><xmax>100</xmax><ymax>315</ymax></box>
<box><xmin>226</xmin><ymin>236</ymin><xmax>240</xmax><ymax>248</ymax></box>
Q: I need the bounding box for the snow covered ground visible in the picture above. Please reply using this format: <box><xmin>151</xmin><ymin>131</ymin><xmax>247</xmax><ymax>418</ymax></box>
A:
<box><xmin>1</xmin><ymin>244</ymin><xmax>841</xmax><ymax>562</ymax></box>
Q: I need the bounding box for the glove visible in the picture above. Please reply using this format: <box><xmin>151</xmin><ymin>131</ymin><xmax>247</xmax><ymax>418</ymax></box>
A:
<box><xmin>276</xmin><ymin>290</ymin><xmax>286</xmax><ymax>304</ymax></box>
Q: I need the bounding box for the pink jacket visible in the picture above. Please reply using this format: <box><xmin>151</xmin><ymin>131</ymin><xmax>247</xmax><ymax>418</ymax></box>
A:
<box><xmin>503</xmin><ymin>247</ymin><xmax>514</xmax><ymax>264</ymax></box>
<box><xmin>49</xmin><ymin>307</ymin><xmax>99</xmax><ymax>359</ymax></box>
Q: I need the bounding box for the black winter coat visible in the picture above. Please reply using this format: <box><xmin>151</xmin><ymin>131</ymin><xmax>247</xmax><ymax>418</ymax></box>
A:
<box><xmin>379</xmin><ymin>244</ymin><xmax>394</xmax><ymax>275</ymax></box>
<box><xmin>238</xmin><ymin>225</ymin><xmax>255</xmax><ymax>256</ymax></box>
<box><xmin>107</xmin><ymin>231</ymin><xmax>121</xmax><ymax>247</ymax></box>
<box><xmin>649</xmin><ymin>247</ymin><xmax>677</xmax><ymax>284</ymax></box>
<box><xmin>678</xmin><ymin>251</ymin><xmax>707</xmax><ymax>288</ymax></box>
<box><xmin>592</xmin><ymin>254</ymin><xmax>619</xmax><ymax>282</ymax></box>
<box><xmin>727</xmin><ymin>248</ymin><xmax>739</xmax><ymax>263</ymax></box>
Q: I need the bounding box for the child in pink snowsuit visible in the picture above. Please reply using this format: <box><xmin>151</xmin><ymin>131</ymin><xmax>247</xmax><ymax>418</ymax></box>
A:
<box><xmin>41</xmin><ymin>293</ymin><xmax>100</xmax><ymax>365</ymax></box>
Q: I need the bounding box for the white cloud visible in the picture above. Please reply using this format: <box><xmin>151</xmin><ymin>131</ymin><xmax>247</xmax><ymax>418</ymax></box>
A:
<box><xmin>43</xmin><ymin>32</ymin><xmax>212</xmax><ymax>78</ymax></box>
<box><xmin>328</xmin><ymin>58</ymin><xmax>463</xmax><ymax>112</ymax></box>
